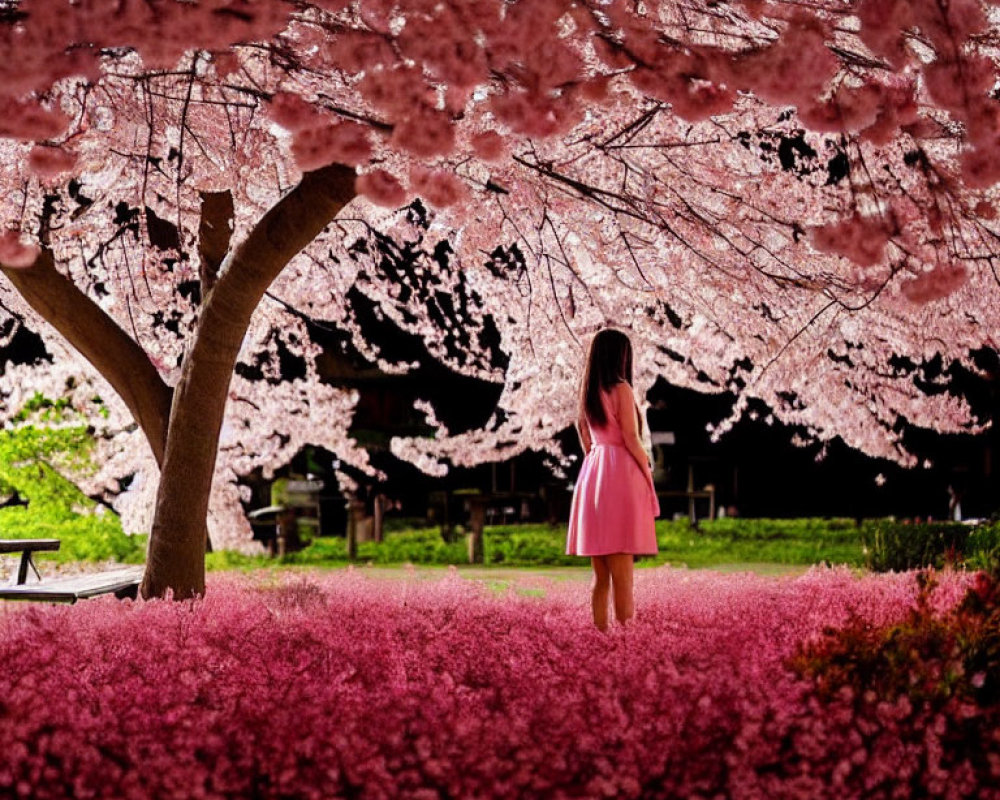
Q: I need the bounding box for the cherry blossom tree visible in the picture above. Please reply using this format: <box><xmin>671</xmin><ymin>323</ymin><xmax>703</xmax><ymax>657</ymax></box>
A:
<box><xmin>1</xmin><ymin>0</ymin><xmax>999</xmax><ymax>598</ymax></box>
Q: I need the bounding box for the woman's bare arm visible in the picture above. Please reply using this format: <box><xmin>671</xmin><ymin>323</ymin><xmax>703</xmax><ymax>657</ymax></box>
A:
<box><xmin>614</xmin><ymin>382</ymin><xmax>654</xmax><ymax>487</ymax></box>
<box><xmin>576</xmin><ymin>417</ymin><xmax>593</xmax><ymax>454</ymax></box>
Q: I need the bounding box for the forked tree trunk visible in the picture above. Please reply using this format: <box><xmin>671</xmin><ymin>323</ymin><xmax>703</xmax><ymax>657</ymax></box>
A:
<box><xmin>142</xmin><ymin>164</ymin><xmax>356</xmax><ymax>599</ymax></box>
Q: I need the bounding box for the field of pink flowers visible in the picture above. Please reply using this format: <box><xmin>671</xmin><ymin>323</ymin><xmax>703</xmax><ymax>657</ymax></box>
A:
<box><xmin>0</xmin><ymin>566</ymin><xmax>996</xmax><ymax>799</ymax></box>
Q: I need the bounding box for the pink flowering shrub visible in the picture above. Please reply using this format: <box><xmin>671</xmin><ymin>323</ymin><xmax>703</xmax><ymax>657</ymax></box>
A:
<box><xmin>795</xmin><ymin>570</ymin><xmax>1000</xmax><ymax>705</ymax></box>
<box><xmin>792</xmin><ymin>569</ymin><xmax>1000</xmax><ymax>797</ymax></box>
<box><xmin>0</xmin><ymin>567</ymin><xmax>995</xmax><ymax>799</ymax></box>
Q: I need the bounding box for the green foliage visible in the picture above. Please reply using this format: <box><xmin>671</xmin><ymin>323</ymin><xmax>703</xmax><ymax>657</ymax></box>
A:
<box><xmin>0</xmin><ymin>506</ymin><xmax>144</xmax><ymax>564</ymax></box>
<box><xmin>483</xmin><ymin>525</ymin><xmax>580</xmax><ymax>566</ymax></box>
<box><xmin>205</xmin><ymin>549</ymin><xmax>272</xmax><ymax>572</ymax></box>
<box><xmin>966</xmin><ymin>524</ymin><xmax>1000</xmax><ymax>573</ymax></box>
<box><xmin>205</xmin><ymin>517</ymin><xmax>1000</xmax><ymax>573</ymax></box>
<box><xmin>359</xmin><ymin>530</ymin><xmax>467</xmax><ymax>564</ymax></box>
<box><xmin>479</xmin><ymin>518</ymin><xmax>867</xmax><ymax>568</ymax></box>
<box><xmin>655</xmin><ymin>517</ymin><xmax>866</xmax><ymax>567</ymax></box>
<box><xmin>223</xmin><ymin>517</ymin><xmax>870</xmax><ymax>570</ymax></box>
<box><xmin>858</xmin><ymin>519</ymin><xmax>1000</xmax><ymax>572</ymax></box>
<box><xmin>0</xmin><ymin>396</ymin><xmax>145</xmax><ymax>566</ymax></box>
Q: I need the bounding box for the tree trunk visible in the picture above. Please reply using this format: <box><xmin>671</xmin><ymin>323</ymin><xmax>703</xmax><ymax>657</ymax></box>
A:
<box><xmin>141</xmin><ymin>163</ymin><xmax>356</xmax><ymax>599</ymax></box>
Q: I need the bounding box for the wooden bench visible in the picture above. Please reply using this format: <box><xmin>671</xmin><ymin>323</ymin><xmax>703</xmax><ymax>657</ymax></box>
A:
<box><xmin>0</xmin><ymin>539</ymin><xmax>144</xmax><ymax>603</ymax></box>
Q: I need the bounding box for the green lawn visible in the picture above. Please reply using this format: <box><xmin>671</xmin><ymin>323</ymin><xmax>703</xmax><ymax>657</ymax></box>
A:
<box><xmin>1</xmin><ymin>510</ymin><xmax>989</xmax><ymax>575</ymax></box>
<box><xmin>206</xmin><ymin>518</ymin><xmax>870</xmax><ymax>572</ymax></box>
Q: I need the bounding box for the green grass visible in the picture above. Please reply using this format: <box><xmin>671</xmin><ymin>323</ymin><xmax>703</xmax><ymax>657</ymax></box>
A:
<box><xmin>207</xmin><ymin>517</ymin><xmax>870</xmax><ymax>572</ymax></box>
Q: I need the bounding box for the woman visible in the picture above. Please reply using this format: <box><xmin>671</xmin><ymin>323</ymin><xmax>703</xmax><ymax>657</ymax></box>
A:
<box><xmin>566</xmin><ymin>329</ymin><xmax>659</xmax><ymax>630</ymax></box>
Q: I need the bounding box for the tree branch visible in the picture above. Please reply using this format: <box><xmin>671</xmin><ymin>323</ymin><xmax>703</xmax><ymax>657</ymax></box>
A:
<box><xmin>197</xmin><ymin>190</ymin><xmax>235</xmax><ymax>298</ymax></box>
<box><xmin>0</xmin><ymin>250</ymin><xmax>173</xmax><ymax>466</ymax></box>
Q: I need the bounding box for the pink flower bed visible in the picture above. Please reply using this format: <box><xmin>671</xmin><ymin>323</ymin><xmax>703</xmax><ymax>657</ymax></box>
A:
<box><xmin>0</xmin><ymin>567</ymin><xmax>994</xmax><ymax>799</ymax></box>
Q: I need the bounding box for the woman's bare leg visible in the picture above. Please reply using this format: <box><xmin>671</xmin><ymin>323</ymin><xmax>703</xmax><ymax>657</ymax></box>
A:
<box><xmin>606</xmin><ymin>553</ymin><xmax>635</xmax><ymax>625</ymax></box>
<box><xmin>590</xmin><ymin>556</ymin><xmax>611</xmax><ymax>632</ymax></box>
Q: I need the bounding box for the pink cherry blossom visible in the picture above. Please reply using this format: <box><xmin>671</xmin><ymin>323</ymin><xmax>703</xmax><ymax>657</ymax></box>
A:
<box><xmin>733</xmin><ymin>14</ymin><xmax>839</xmax><ymax>108</ymax></box>
<box><xmin>808</xmin><ymin>214</ymin><xmax>892</xmax><ymax>268</ymax></box>
<box><xmin>409</xmin><ymin>167</ymin><xmax>467</xmax><ymax>208</ymax></box>
<box><xmin>0</xmin><ymin>0</ymin><xmax>999</xmax><ymax>569</ymax></box>
<box><xmin>357</xmin><ymin>169</ymin><xmax>408</xmax><ymax>207</ymax></box>
<box><xmin>961</xmin><ymin>145</ymin><xmax>1000</xmax><ymax>190</ymax></box>
<box><xmin>0</xmin><ymin>232</ymin><xmax>40</xmax><ymax>269</ymax></box>
<box><xmin>266</xmin><ymin>93</ymin><xmax>325</xmax><ymax>133</ymax></box>
<box><xmin>27</xmin><ymin>145</ymin><xmax>78</xmax><ymax>180</ymax></box>
<box><xmin>324</xmin><ymin>30</ymin><xmax>396</xmax><ymax>74</ymax></box>
<box><xmin>292</xmin><ymin>121</ymin><xmax>373</xmax><ymax>170</ymax></box>
<box><xmin>0</xmin><ymin>98</ymin><xmax>69</xmax><ymax>142</ymax></box>
<box><xmin>390</xmin><ymin>108</ymin><xmax>456</xmax><ymax>158</ymax></box>
<box><xmin>901</xmin><ymin>264</ymin><xmax>969</xmax><ymax>305</ymax></box>
<box><xmin>856</xmin><ymin>0</ymin><xmax>914</xmax><ymax>65</ymax></box>
<box><xmin>470</xmin><ymin>131</ymin><xmax>506</xmax><ymax>162</ymax></box>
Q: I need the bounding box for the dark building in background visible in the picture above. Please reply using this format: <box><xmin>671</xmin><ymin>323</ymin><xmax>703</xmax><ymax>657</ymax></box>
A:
<box><xmin>645</xmin><ymin>362</ymin><xmax>1000</xmax><ymax>522</ymax></box>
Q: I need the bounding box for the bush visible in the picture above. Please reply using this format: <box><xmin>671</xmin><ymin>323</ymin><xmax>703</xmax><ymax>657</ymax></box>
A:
<box><xmin>0</xmin><ymin>505</ymin><xmax>145</xmax><ymax>564</ymax></box>
<box><xmin>859</xmin><ymin>520</ymin><xmax>985</xmax><ymax>572</ymax></box>
<box><xmin>484</xmin><ymin>524</ymin><xmax>579</xmax><ymax>566</ymax></box>
<box><xmin>357</xmin><ymin>528</ymin><xmax>467</xmax><ymax>564</ymax></box>
<box><xmin>967</xmin><ymin>523</ymin><xmax>1000</xmax><ymax>572</ymax></box>
<box><xmin>655</xmin><ymin>517</ymin><xmax>866</xmax><ymax>567</ymax></box>
<box><xmin>790</xmin><ymin>569</ymin><xmax>1000</xmax><ymax>794</ymax></box>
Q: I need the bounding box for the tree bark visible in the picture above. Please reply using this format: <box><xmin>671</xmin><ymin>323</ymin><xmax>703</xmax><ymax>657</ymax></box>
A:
<box><xmin>0</xmin><ymin>250</ymin><xmax>173</xmax><ymax>464</ymax></box>
<box><xmin>141</xmin><ymin>163</ymin><xmax>356</xmax><ymax>599</ymax></box>
<box><xmin>198</xmin><ymin>190</ymin><xmax>235</xmax><ymax>298</ymax></box>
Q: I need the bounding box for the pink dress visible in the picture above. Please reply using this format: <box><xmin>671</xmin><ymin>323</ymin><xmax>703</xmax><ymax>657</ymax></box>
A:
<box><xmin>566</xmin><ymin>389</ymin><xmax>660</xmax><ymax>556</ymax></box>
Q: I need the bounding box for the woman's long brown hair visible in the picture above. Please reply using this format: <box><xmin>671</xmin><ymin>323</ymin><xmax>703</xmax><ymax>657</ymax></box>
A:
<box><xmin>579</xmin><ymin>329</ymin><xmax>640</xmax><ymax>431</ymax></box>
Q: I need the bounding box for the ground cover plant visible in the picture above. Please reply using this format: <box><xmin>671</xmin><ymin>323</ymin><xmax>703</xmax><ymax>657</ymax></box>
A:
<box><xmin>1</xmin><ymin>566</ymin><xmax>996</xmax><ymax>798</ymax></box>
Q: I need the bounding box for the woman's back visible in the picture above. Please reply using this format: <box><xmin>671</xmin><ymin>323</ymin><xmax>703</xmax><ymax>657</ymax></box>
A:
<box><xmin>587</xmin><ymin>388</ymin><xmax>626</xmax><ymax>447</ymax></box>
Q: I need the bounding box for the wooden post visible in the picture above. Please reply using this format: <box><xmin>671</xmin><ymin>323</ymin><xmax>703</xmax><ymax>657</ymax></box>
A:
<box><xmin>442</xmin><ymin>493</ymin><xmax>452</xmax><ymax>542</ymax></box>
<box><xmin>467</xmin><ymin>495</ymin><xmax>486</xmax><ymax>564</ymax></box>
<box><xmin>373</xmin><ymin>493</ymin><xmax>385</xmax><ymax>543</ymax></box>
<box><xmin>687</xmin><ymin>464</ymin><xmax>696</xmax><ymax>523</ymax></box>
<box><xmin>346</xmin><ymin>497</ymin><xmax>365</xmax><ymax>560</ymax></box>
<box><xmin>276</xmin><ymin>510</ymin><xmax>289</xmax><ymax>558</ymax></box>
